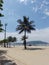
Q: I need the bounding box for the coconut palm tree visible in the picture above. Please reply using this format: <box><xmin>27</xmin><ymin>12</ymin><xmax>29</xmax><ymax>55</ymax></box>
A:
<box><xmin>7</xmin><ymin>36</ymin><xmax>13</xmax><ymax>47</ymax></box>
<box><xmin>16</xmin><ymin>16</ymin><xmax>35</xmax><ymax>49</ymax></box>
<box><xmin>0</xmin><ymin>21</ymin><xmax>5</xmax><ymax>47</ymax></box>
<box><xmin>12</xmin><ymin>37</ymin><xmax>17</xmax><ymax>47</ymax></box>
<box><xmin>7</xmin><ymin>36</ymin><xmax>17</xmax><ymax>47</ymax></box>
<box><xmin>4</xmin><ymin>23</ymin><xmax>7</xmax><ymax>47</ymax></box>
<box><xmin>12</xmin><ymin>37</ymin><xmax>17</xmax><ymax>42</ymax></box>
<box><xmin>3</xmin><ymin>39</ymin><xmax>8</xmax><ymax>47</ymax></box>
<box><xmin>0</xmin><ymin>40</ymin><xmax>3</xmax><ymax>47</ymax></box>
<box><xmin>0</xmin><ymin>0</ymin><xmax>4</xmax><ymax>32</ymax></box>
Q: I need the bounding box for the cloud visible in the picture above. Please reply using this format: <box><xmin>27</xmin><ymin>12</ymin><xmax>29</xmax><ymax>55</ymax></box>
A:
<box><xmin>18</xmin><ymin>0</ymin><xmax>49</xmax><ymax>16</ymax></box>
<box><xmin>27</xmin><ymin>27</ymin><xmax>49</xmax><ymax>42</ymax></box>
<box><xmin>32</xmin><ymin>0</ymin><xmax>49</xmax><ymax>15</ymax></box>
<box><xmin>45</xmin><ymin>11</ymin><xmax>49</xmax><ymax>16</ymax></box>
<box><xmin>32</xmin><ymin>6</ymin><xmax>38</xmax><ymax>12</ymax></box>
<box><xmin>44</xmin><ymin>9</ymin><xmax>49</xmax><ymax>16</ymax></box>
<box><xmin>42</xmin><ymin>0</ymin><xmax>49</xmax><ymax>5</ymax></box>
<box><xmin>19</xmin><ymin>0</ymin><xmax>28</xmax><ymax>4</ymax></box>
<box><xmin>39</xmin><ymin>3</ymin><xmax>44</xmax><ymax>9</ymax></box>
<box><xmin>0</xmin><ymin>27</ymin><xmax>49</xmax><ymax>43</ymax></box>
<box><xmin>0</xmin><ymin>32</ymin><xmax>4</xmax><ymax>40</ymax></box>
<box><xmin>20</xmin><ymin>0</ymin><xmax>25</xmax><ymax>2</ymax></box>
<box><xmin>31</xmin><ymin>0</ymin><xmax>36</xmax><ymax>4</ymax></box>
<box><xmin>39</xmin><ymin>0</ymin><xmax>49</xmax><ymax>9</ymax></box>
<box><xmin>18</xmin><ymin>0</ymin><xmax>36</xmax><ymax>5</ymax></box>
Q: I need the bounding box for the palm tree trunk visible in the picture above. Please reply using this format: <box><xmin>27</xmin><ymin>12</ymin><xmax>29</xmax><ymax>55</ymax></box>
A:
<box><xmin>4</xmin><ymin>43</ymin><xmax>6</xmax><ymax>47</ymax></box>
<box><xmin>7</xmin><ymin>42</ymin><xmax>8</xmax><ymax>48</ymax></box>
<box><xmin>24</xmin><ymin>30</ymin><xmax>26</xmax><ymax>49</ymax></box>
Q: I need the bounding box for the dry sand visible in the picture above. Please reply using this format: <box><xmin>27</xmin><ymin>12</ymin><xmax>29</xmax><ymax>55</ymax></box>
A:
<box><xmin>0</xmin><ymin>46</ymin><xmax>49</xmax><ymax>65</ymax></box>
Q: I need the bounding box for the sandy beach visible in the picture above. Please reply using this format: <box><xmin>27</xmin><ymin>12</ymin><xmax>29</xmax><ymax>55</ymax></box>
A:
<box><xmin>0</xmin><ymin>46</ymin><xmax>49</xmax><ymax>65</ymax></box>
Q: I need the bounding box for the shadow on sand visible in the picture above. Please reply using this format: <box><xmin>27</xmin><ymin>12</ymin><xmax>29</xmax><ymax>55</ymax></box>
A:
<box><xmin>0</xmin><ymin>50</ymin><xmax>7</xmax><ymax>55</ymax></box>
<box><xmin>0</xmin><ymin>50</ymin><xmax>16</xmax><ymax>65</ymax></box>
<box><xmin>25</xmin><ymin>47</ymin><xmax>45</xmax><ymax>50</ymax></box>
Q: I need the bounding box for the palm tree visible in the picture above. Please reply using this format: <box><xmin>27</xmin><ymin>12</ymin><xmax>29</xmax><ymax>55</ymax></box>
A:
<box><xmin>0</xmin><ymin>40</ymin><xmax>3</xmax><ymax>47</ymax></box>
<box><xmin>8</xmin><ymin>36</ymin><xmax>13</xmax><ymax>42</ymax></box>
<box><xmin>4</xmin><ymin>23</ymin><xmax>7</xmax><ymax>47</ymax></box>
<box><xmin>0</xmin><ymin>21</ymin><xmax>5</xmax><ymax>47</ymax></box>
<box><xmin>12</xmin><ymin>37</ymin><xmax>17</xmax><ymax>42</ymax></box>
<box><xmin>3</xmin><ymin>39</ymin><xmax>8</xmax><ymax>47</ymax></box>
<box><xmin>0</xmin><ymin>39</ymin><xmax>8</xmax><ymax>47</ymax></box>
<box><xmin>0</xmin><ymin>0</ymin><xmax>4</xmax><ymax>32</ymax></box>
<box><xmin>16</xmin><ymin>16</ymin><xmax>35</xmax><ymax>49</ymax></box>
<box><xmin>0</xmin><ymin>0</ymin><xmax>4</xmax><ymax>45</ymax></box>
<box><xmin>7</xmin><ymin>36</ymin><xmax>13</xmax><ymax>47</ymax></box>
<box><xmin>12</xmin><ymin>37</ymin><xmax>17</xmax><ymax>47</ymax></box>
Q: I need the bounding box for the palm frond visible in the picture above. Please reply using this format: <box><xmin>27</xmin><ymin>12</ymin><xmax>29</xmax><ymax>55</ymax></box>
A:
<box><xmin>27</xmin><ymin>29</ymin><xmax>31</xmax><ymax>33</ymax></box>
<box><xmin>0</xmin><ymin>3</ymin><xmax>3</xmax><ymax>7</ymax></box>
<box><xmin>0</xmin><ymin>28</ymin><xmax>4</xmax><ymax>32</ymax></box>
<box><xmin>17</xmin><ymin>19</ymin><xmax>23</xmax><ymax>24</ymax></box>
<box><xmin>21</xmin><ymin>35</ymin><xmax>28</xmax><ymax>40</ymax></box>
<box><xmin>19</xmin><ymin>29</ymin><xmax>24</xmax><ymax>34</ymax></box>
<box><xmin>0</xmin><ymin>13</ymin><xmax>4</xmax><ymax>17</ymax></box>
<box><xmin>29</xmin><ymin>21</ymin><xmax>34</xmax><ymax>25</ymax></box>
<box><xmin>16</xmin><ymin>25</ymin><xmax>23</xmax><ymax>31</ymax></box>
<box><xmin>0</xmin><ymin>0</ymin><xmax>3</xmax><ymax>3</ymax></box>
<box><xmin>0</xmin><ymin>7</ymin><xmax>3</xmax><ymax>10</ymax></box>
<box><xmin>23</xmin><ymin>16</ymin><xmax>29</xmax><ymax>24</ymax></box>
<box><xmin>0</xmin><ymin>20</ymin><xmax>3</xmax><ymax>27</ymax></box>
<box><xmin>30</xmin><ymin>27</ymin><xmax>35</xmax><ymax>30</ymax></box>
<box><xmin>0</xmin><ymin>0</ymin><xmax>3</xmax><ymax>10</ymax></box>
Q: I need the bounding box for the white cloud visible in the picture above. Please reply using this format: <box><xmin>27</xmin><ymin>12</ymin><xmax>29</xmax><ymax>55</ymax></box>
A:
<box><xmin>45</xmin><ymin>12</ymin><xmax>49</xmax><ymax>16</ymax></box>
<box><xmin>27</xmin><ymin>27</ymin><xmax>49</xmax><ymax>42</ymax></box>
<box><xmin>31</xmin><ymin>0</ymin><xmax>36</xmax><ymax>4</ymax></box>
<box><xmin>39</xmin><ymin>0</ymin><xmax>48</xmax><ymax>9</ymax></box>
<box><xmin>32</xmin><ymin>6</ymin><xmax>38</xmax><ymax>12</ymax></box>
<box><xmin>20</xmin><ymin>0</ymin><xmax>25</xmax><ymax>2</ymax></box>
<box><xmin>42</xmin><ymin>0</ymin><xmax>49</xmax><ymax>5</ymax></box>
<box><xmin>0</xmin><ymin>27</ymin><xmax>49</xmax><ymax>43</ymax></box>
<box><xmin>18</xmin><ymin>0</ymin><xmax>36</xmax><ymax>5</ymax></box>
<box><xmin>0</xmin><ymin>32</ymin><xmax>4</xmax><ymax>40</ymax></box>
<box><xmin>44</xmin><ymin>9</ymin><xmax>49</xmax><ymax>16</ymax></box>
<box><xmin>19</xmin><ymin>0</ymin><xmax>28</xmax><ymax>4</ymax></box>
<box><xmin>38</xmin><ymin>0</ymin><xmax>49</xmax><ymax>17</ymax></box>
<box><xmin>39</xmin><ymin>3</ymin><xmax>44</xmax><ymax>9</ymax></box>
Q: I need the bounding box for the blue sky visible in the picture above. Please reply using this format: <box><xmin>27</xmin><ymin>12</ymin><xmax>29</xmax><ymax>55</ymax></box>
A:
<box><xmin>0</xmin><ymin>0</ymin><xmax>49</xmax><ymax>32</ymax></box>
<box><xmin>0</xmin><ymin>0</ymin><xmax>49</xmax><ymax>42</ymax></box>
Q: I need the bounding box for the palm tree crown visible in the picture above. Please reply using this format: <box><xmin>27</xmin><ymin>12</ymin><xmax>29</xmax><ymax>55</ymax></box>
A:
<box><xmin>16</xmin><ymin>16</ymin><xmax>35</xmax><ymax>33</ymax></box>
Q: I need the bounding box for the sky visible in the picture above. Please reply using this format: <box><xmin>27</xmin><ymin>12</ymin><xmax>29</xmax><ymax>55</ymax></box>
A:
<box><xmin>0</xmin><ymin>0</ymin><xmax>49</xmax><ymax>42</ymax></box>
